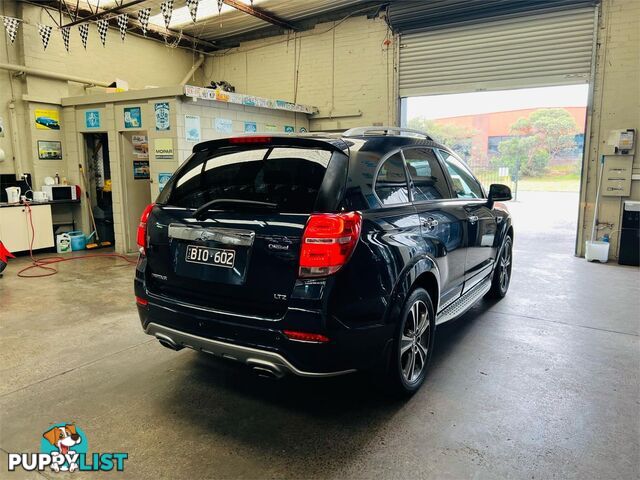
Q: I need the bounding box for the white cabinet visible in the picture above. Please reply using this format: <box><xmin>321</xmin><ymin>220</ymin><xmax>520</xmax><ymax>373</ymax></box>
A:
<box><xmin>0</xmin><ymin>205</ymin><xmax>54</xmax><ymax>252</ymax></box>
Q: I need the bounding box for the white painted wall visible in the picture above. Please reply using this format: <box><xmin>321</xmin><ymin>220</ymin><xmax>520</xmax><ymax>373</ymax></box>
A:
<box><xmin>577</xmin><ymin>0</ymin><xmax>640</xmax><ymax>258</ymax></box>
<box><xmin>206</xmin><ymin>15</ymin><xmax>397</xmax><ymax>131</ymax></box>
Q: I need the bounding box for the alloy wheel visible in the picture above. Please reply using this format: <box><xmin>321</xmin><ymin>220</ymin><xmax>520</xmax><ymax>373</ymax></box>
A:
<box><xmin>499</xmin><ymin>239</ymin><xmax>512</xmax><ymax>291</ymax></box>
<box><xmin>400</xmin><ymin>300</ymin><xmax>430</xmax><ymax>384</ymax></box>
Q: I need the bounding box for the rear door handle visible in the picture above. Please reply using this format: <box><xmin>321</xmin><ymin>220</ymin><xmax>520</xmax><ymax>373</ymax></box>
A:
<box><xmin>422</xmin><ymin>217</ymin><xmax>439</xmax><ymax>230</ymax></box>
<box><xmin>468</xmin><ymin>215</ymin><xmax>479</xmax><ymax>224</ymax></box>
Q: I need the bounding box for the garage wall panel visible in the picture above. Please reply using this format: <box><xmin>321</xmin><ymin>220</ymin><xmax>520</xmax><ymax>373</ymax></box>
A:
<box><xmin>399</xmin><ymin>7</ymin><xmax>597</xmax><ymax>96</ymax></box>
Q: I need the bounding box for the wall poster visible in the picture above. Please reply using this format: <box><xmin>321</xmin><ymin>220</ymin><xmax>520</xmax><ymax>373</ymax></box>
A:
<box><xmin>244</xmin><ymin>121</ymin><xmax>257</xmax><ymax>133</ymax></box>
<box><xmin>124</xmin><ymin>107</ymin><xmax>142</xmax><ymax>129</ymax></box>
<box><xmin>284</xmin><ymin>125</ymin><xmax>294</xmax><ymax>133</ymax></box>
<box><xmin>214</xmin><ymin>118</ymin><xmax>233</xmax><ymax>134</ymax></box>
<box><xmin>37</xmin><ymin>140</ymin><xmax>62</xmax><ymax>160</ymax></box>
<box><xmin>132</xmin><ymin>135</ymin><xmax>149</xmax><ymax>158</ymax></box>
<box><xmin>185</xmin><ymin>115</ymin><xmax>201</xmax><ymax>142</ymax></box>
<box><xmin>154</xmin><ymin>138</ymin><xmax>174</xmax><ymax>159</ymax></box>
<box><xmin>133</xmin><ymin>160</ymin><xmax>150</xmax><ymax>179</ymax></box>
<box><xmin>154</xmin><ymin>102</ymin><xmax>170</xmax><ymax>131</ymax></box>
<box><xmin>34</xmin><ymin>109</ymin><xmax>60</xmax><ymax>130</ymax></box>
<box><xmin>158</xmin><ymin>173</ymin><xmax>172</xmax><ymax>192</ymax></box>
<box><xmin>85</xmin><ymin>110</ymin><xmax>101</xmax><ymax>129</ymax></box>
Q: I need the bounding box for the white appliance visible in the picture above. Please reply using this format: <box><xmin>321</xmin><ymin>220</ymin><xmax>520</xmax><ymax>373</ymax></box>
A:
<box><xmin>42</xmin><ymin>185</ymin><xmax>77</xmax><ymax>201</ymax></box>
<box><xmin>5</xmin><ymin>186</ymin><xmax>20</xmax><ymax>203</ymax></box>
<box><xmin>32</xmin><ymin>191</ymin><xmax>48</xmax><ymax>202</ymax></box>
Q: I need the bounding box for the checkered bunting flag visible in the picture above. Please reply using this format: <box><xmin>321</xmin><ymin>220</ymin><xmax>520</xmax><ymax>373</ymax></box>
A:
<box><xmin>78</xmin><ymin>23</ymin><xmax>89</xmax><ymax>49</ymax></box>
<box><xmin>2</xmin><ymin>16</ymin><xmax>21</xmax><ymax>45</ymax></box>
<box><xmin>97</xmin><ymin>19</ymin><xmax>108</xmax><ymax>46</ymax></box>
<box><xmin>137</xmin><ymin>7</ymin><xmax>151</xmax><ymax>36</ymax></box>
<box><xmin>61</xmin><ymin>26</ymin><xmax>70</xmax><ymax>52</ymax></box>
<box><xmin>117</xmin><ymin>13</ymin><xmax>128</xmax><ymax>41</ymax></box>
<box><xmin>37</xmin><ymin>24</ymin><xmax>53</xmax><ymax>50</ymax></box>
<box><xmin>160</xmin><ymin>0</ymin><xmax>174</xmax><ymax>29</ymax></box>
<box><xmin>186</xmin><ymin>0</ymin><xmax>200</xmax><ymax>23</ymax></box>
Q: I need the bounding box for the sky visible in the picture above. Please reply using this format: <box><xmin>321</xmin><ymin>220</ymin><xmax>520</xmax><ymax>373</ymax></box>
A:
<box><xmin>405</xmin><ymin>84</ymin><xmax>589</xmax><ymax>120</ymax></box>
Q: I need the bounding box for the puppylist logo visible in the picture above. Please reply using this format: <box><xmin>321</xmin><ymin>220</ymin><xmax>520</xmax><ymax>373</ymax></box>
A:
<box><xmin>7</xmin><ymin>423</ymin><xmax>128</xmax><ymax>473</ymax></box>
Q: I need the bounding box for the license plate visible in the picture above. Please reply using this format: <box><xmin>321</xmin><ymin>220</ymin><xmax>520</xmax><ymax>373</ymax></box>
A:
<box><xmin>185</xmin><ymin>245</ymin><xmax>235</xmax><ymax>269</ymax></box>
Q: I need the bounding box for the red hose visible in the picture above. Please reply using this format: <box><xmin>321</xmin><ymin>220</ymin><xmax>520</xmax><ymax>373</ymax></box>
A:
<box><xmin>16</xmin><ymin>201</ymin><xmax>137</xmax><ymax>278</ymax></box>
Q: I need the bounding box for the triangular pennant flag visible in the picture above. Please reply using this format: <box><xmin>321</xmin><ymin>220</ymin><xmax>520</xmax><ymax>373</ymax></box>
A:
<box><xmin>160</xmin><ymin>0</ymin><xmax>174</xmax><ymax>29</ymax></box>
<box><xmin>2</xmin><ymin>16</ymin><xmax>20</xmax><ymax>45</ymax></box>
<box><xmin>37</xmin><ymin>24</ymin><xmax>53</xmax><ymax>50</ymax></box>
<box><xmin>137</xmin><ymin>7</ymin><xmax>151</xmax><ymax>36</ymax></box>
<box><xmin>186</xmin><ymin>0</ymin><xmax>200</xmax><ymax>23</ymax></box>
<box><xmin>217</xmin><ymin>0</ymin><xmax>224</xmax><ymax>13</ymax></box>
<box><xmin>117</xmin><ymin>13</ymin><xmax>128</xmax><ymax>41</ymax></box>
<box><xmin>61</xmin><ymin>26</ymin><xmax>70</xmax><ymax>52</ymax></box>
<box><xmin>78</xmin><ymin>23</ymin><xmax>89</xmax><ymax>49</ymax></box>
<box><xmin>97</xmin><ymin>19</ymin><xmax>108</xmax><ymax>46</ymax></box>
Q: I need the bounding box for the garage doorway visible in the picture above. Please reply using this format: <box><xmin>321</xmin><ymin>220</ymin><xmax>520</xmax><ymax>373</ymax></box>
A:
<box><xmin>402</xmin><ymin>84</ymin><xmax>589</xmax><ymax>254</ymax></box>
<box><xmin>83</xmin><ymin>133</ymin><xmax>115</xmax><ymax>248</ymax></box>
<box><xmin>120</xmin><ymin>132</ymin><xmax>151</xmax><ymax>253</ymax></box>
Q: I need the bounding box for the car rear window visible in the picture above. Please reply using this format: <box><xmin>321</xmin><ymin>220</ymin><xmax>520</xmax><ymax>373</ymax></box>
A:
<box><xmin>167</xmin><ymin>146</ymin><xmax>333</xmax><ymax>213</ymax></box>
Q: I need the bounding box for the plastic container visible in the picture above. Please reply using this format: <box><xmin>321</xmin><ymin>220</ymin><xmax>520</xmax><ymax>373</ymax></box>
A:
<box><xmin>56</xmin><ymin>233</ymin><xmax>72</xmax><ymax>254</ymax></box>
<box><xmin>585</xmin><ymin>240</ymin><xmax>609</xmax><ymax>263</ymax></box>
<box><xmin>68</xmin><ymin>231</ymin><xmax>87</xmax><ymax>251</ymax></box>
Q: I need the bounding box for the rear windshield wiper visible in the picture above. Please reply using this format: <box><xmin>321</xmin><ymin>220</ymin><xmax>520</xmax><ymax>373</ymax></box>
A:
<box><xmin>193</xmin><ymin>199</ymin><xmax>278</xmax><ymax>219</ymax></box>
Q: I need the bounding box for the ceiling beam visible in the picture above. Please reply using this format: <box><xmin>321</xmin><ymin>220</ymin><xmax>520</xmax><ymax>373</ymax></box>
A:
<box><xmin>40</xmin><ymin>1</ymin><xmax>218</xmax><ymax>51</ymax></box>
<box><xmin>223</xmin><ymin>0</ymin><xmax>300</xmax><ymax>31</ymax></box>
<box><xmin>62</xmin><ymin>0</ymin><xmax>146</xmax><ymax>27</ymax></box>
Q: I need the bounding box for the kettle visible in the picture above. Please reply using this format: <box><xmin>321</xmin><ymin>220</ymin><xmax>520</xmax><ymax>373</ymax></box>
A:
<box><xmin>5</xmin><ymin>186</ymin><xmax>21</xmax><ymax>204</ymax></box>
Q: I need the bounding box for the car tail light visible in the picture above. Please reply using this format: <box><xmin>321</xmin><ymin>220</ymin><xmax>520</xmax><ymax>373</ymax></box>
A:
<box><xmin>299</xmin><ymin>211</ymin><xmax>362</xmax><ymax>278</ymax></box>
<box><xmin>135</xmin><ymin>296</ymin><xmax>148</xmax><ymax>306</ymax></box>
<box><xmin>228</xmin><ymin>136</ymin><xmax>272</xmax><ymax>144</ymax></box>
<box><xmin>136</xmin><ymin>203</ymin><xmax>155</xmax><ymax>254</ymax></box>
<box><xmin>283</xmin><ymin>330</ymin><xmax>330</xmax><ymax>343</ymax></box>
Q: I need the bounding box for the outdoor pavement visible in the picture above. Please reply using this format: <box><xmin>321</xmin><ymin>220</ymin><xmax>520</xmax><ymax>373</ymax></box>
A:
<box><xmin>1</xmin><ymin>191</ymin><xmax>638</xmax><ymax>479</ymax></box>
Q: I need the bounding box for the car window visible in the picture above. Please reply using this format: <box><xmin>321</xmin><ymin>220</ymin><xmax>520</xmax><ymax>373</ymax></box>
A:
<box><xmin>374</xmin><ymin>153</ymin><xmax>409</xmax><ymax>206</ymax></box>
<box><xmin>439</xmin><ymin>150</ymin><xmax>484</xmax><ymax>199</ymax></box>
<box><xmin>403</xmin><ymin>148</ymin><xmax>451</xmax><ymax>201</ymax></box>
<box><xmin>168</xmin><ymin>146</ymin><xmax>332</xmax><ymax>213</ymax></box>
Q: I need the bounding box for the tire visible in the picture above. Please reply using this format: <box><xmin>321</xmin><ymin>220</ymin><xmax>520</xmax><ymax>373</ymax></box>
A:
<box><xmin>487</xmin><ymin>235</ymin><xmax>513</xmax><ymax>299</ymax></box>
<box><xmin>385</xmin><ymin>288</ymin><xmax>436</xmax><ymax>397</ymax></box>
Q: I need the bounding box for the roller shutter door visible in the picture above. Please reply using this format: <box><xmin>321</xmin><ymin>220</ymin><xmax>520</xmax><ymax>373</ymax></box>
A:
<box><xmin>398</xmin><ymin>7</ymin><xmax>597</xmax><ymax>97</ymax></box>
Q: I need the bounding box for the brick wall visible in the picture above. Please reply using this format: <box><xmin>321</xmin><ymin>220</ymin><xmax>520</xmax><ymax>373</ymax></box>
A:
<box><xmin>577</xmin><ymin>0</ymin><xmax>640</xmax><ymax>258</ymax></box>
<box><xmin>206</xmin><ymin>15</ymin><xmax>397</xmax><ymax>131</ymax></box>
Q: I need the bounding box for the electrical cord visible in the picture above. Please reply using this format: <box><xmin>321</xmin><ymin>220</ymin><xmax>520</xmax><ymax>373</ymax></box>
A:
<box><xmin>16</xmin><ymin>201</ymin><xmax>137</xmax><ymax>278</ymax></box>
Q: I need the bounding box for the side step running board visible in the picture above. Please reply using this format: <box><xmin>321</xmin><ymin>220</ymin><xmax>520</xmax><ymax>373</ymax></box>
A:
<box><xmin>436</xmin><ymin>278</ymin><xmax>492</xmax><ymax>325</ymax></box>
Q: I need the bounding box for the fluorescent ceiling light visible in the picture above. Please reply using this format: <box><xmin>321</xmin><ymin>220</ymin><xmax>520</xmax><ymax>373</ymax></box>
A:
<box><xmin>149</xmin><ymin>0</ymin><xmax>265</xmax><ymax>29</ymax></box>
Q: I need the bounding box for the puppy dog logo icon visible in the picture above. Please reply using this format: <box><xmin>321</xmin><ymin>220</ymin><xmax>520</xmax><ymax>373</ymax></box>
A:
<box><xmin>6</xmin><ymin>422</ymin><xmax>127</xmax><ymax>473</ymax></box>
<box><xmin>41</xmin><ymin>424</ymin><xmax>85</xmax><ymax>472</ymax></box>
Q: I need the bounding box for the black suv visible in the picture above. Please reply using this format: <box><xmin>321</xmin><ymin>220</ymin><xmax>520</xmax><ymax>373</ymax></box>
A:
<box><xmin>135</xmin><ymin>127</ymin><xmax>513</xmax><ymax>395</ymax></box>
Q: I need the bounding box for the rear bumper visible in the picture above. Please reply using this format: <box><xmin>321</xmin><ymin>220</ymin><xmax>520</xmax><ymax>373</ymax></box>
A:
<box><xmin>135</xmin><ymin>277</ymin><xmax>392</xmax><ymax>377</ymax></box>
<box><xmin>145</xmin><ymin>322</ymin><xmax>355</xmax><ymax>378</ymax></box>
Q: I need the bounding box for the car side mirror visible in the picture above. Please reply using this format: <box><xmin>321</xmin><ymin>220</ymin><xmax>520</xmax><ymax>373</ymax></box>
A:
<box><xmin>488</xmin><ymin>184</ymin><xmax>512</xmax><ymax>206</ymax></box>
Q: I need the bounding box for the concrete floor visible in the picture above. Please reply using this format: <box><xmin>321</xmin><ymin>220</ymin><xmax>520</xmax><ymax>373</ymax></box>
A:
<box><xmin>1</xmin><ymin>191</ymin><xmax>638</xmax><ymax>479</ymax></box>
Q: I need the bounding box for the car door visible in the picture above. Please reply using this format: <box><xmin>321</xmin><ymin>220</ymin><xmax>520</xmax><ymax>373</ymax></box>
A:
<box><xmin>438</xmin><ymin>150</ymin><xmax>498</xmax><ymax>292</ymax></box>
<box><xmin>402</xmin><ymin>147</ymin><xmax>468</xmax><ymax>309</ymax></box>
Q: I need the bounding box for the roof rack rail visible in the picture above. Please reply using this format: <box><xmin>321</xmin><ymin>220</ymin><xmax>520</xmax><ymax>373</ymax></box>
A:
<box><xmin>342</xmin><ymin>126</ymin><xmax>435</xmax><ymax>141</ymax></box>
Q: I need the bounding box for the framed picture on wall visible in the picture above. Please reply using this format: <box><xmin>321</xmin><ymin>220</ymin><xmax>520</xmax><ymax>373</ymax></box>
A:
<box><xmin>37</xmin><ymin>140</ymin><xmax>62</xmax><ymax>160</ymax></box>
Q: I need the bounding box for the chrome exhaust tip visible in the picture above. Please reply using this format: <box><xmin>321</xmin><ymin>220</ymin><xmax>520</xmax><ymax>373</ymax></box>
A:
<box><xmin>248</xmin><ymin>359</ymin><xmax>285</xmax><ymax>379</ymax></box>
<box><xmin>155</xmin><ymin>333</ymin><xmax>184</xmax><ymax>351</ymax></box>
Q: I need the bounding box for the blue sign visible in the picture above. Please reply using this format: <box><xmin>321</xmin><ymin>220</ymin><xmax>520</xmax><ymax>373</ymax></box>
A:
<box><xmin>244</xmin><ymin>121</ymin><xmax>257</xmax><ymax>133</ymax></box>
<box><xmin>124</xmin><ymin>107</ymin><xmax>142</xmax><ymax>129</ymax></box>
<box><xmin>85</xmin><ymin>110</ymin><xmax>100</xmax><ymax>129</ymax></box>
<box><xmin>284</xmin><ymin>125</ymin><xmax>294</xmax><ymax>133</ymax></box>
<box><xmin>158</xmin><ymin>173</ymin><xmax>172</xmax><ymax>192</ymax></box>
<box><xmin>154</xmin><ymin>102</ymin><xmax>170</xmax><ymax>131</ymax></box>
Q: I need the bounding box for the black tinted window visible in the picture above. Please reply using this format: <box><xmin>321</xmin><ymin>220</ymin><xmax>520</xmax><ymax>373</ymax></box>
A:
<box><xmin>374</xmin><ymin>153</ymin><xmax>409</xmax><ymax>206</ymax></box>
<box><xmin>403</xmin><ymin>148</ymin><xmax>450</xmax><ymax>201</ymax></box>
<box><xmin>439</xmin><ymin>150</ymin><xmax>484</xmax><ymax>199</ymax></box>
<box><xmin>168</xmin><ymin>147</ymin><xmax>332</xmax><ymax>212</ymax></box>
